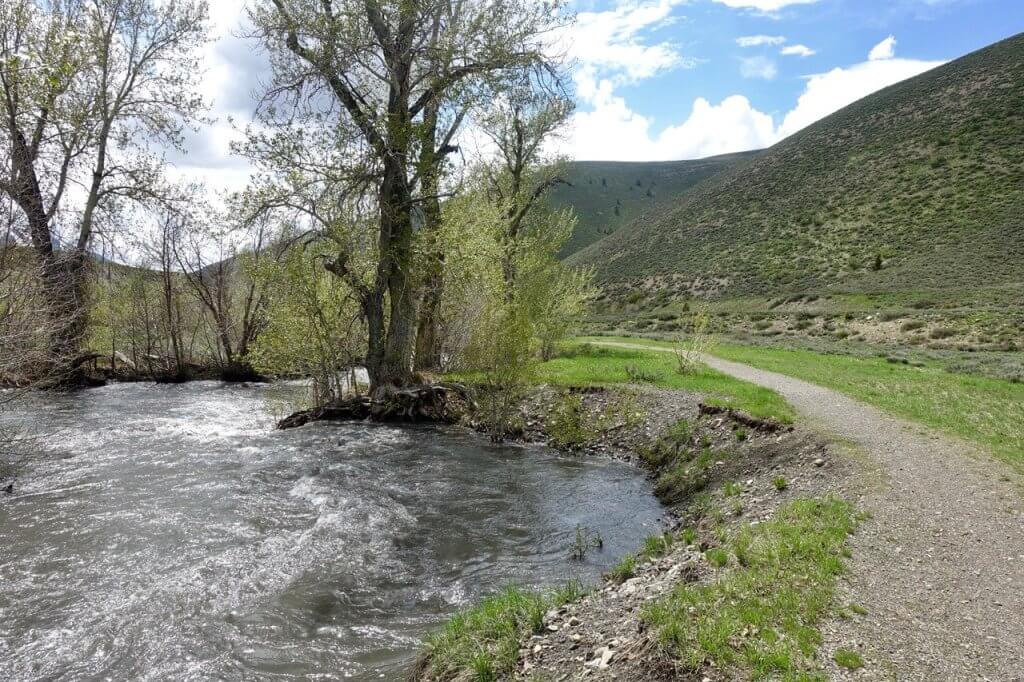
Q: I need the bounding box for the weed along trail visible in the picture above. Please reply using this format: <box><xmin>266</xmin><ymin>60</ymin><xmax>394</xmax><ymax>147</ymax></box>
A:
<box><xmin>592</xmin><ymin>340</ymin><xmax>1024</xmax><ymax>680</ymax></box>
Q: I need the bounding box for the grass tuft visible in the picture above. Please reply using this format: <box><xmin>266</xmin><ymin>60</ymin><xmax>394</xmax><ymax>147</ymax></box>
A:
<box><xmin>641</xmin><ymin>531</ymin><xmax>675</xmax><ymax>560</ymax></box>
<box><xmin>608</xmin><ymin>554</ymin><xmax>637</xmax><ymax>584</ymax></box>
<box><xmin>833</xmin><ymin>648</ymin><xmax>865</xmax><ymax>670</ymax></box>
<box><xmin>420</xmin><ymin>581</ymin><xmax>583</xmax><ymax>682</ymax></box>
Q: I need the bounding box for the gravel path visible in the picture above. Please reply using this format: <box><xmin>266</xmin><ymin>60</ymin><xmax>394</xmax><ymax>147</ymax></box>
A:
<box><xmin>595</xmin><ymin>341</ymin><xmax>1024</xmax><ymax>681</ymax></box>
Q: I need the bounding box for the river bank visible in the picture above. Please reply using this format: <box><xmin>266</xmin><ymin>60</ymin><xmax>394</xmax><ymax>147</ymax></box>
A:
<box><xmin>414</xmin><ymin>374</ymin><xmax>864</xmax><ymax>681</ymax></box>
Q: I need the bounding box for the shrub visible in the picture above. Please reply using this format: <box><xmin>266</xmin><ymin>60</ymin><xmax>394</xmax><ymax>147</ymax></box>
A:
<box><xmin>546</xmin><ymin>393</ymin><xmax>592</xmax><ymax>449</ymax></box>
<box><xmin>674</xmin><ymin>304</ymin><xmax>713</xmax><ymax>374</ymax></box>
<box><xmin>625</xmin><ymin>363</ymin><xmax>661</xmax><ymax>383</ymax></box>
<box><xmin>929</xmin><ymin>327</ymin><xmax>957</xmax><ymax>340</ymax></box>
<box><xmin>569</xmin><ymin>524</ymin><xmax>604</xmax><ymax>561</ymax></box>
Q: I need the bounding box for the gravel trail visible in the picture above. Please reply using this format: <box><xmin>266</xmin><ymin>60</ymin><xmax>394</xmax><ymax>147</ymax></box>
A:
<box><xmin>595</xmin><ymin>341</ymin><xmax>1024</xmax><ymax>680</ymax></box>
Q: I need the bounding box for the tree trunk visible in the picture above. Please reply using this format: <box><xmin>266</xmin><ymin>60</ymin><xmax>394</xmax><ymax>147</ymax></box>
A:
<box><xmin>415</xmin><ymin>271</ymin><xmax>443</xmax><ymax>371</ymax></box>
<box><xmin>366</xmin><ymin>153</ymin><xmax>419</xmax><ymax>394</ymax></box>
<box><xmin>39</xmin><ymin>250</ymin><xmax>90</xmax><ymax>387</ymax></box>
<box><xmin>10</xmin><ymin>128</ymin><xmax>90</xmax><ymax>386</ymax></box>
<box><xmin>414</xmin><ymin>104</ymin><xmax>445</xmax><ymax>372</ymax></box>
<box><xmin>414</xmin><ymin>188</ymin><xmax>444</xmax><ymax>371</ymax></box>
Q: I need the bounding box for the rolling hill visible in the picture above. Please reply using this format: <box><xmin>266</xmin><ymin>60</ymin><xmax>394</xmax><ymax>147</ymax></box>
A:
<box><xmin>549</xmin><ymin>152</ymin><xmax>759</xmax><ymax>256</ymax></box>
<box><xmin>569</xmin><ymin>32</ymin><xmax>1024</xmax><ymax>302</ymax></box>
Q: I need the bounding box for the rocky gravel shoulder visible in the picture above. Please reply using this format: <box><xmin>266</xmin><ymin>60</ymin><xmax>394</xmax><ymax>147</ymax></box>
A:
<box><xmin>588</xmin><ymin>342</ymin><xmax>1024</xmax><ymax>681</ymax></box>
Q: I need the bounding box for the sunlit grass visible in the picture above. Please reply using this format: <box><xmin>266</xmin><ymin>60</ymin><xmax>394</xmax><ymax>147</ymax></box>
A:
<box><xmin>643</xmin><ymin>498</ymin><xmax>858</xmax><ymax>679</ymax></box>
<box><xmin>711</xmin><ymin>344</ymin><xmax>1024</xmax><ymax>470</ymax></box>
<box><xmin>535</xmin><ymin>342</ymin><xmax>794</xmax><ymax>424</ymax></box>
<box><xmin>583</xmin><ymin>335</ymin><xmax>1024</xmax><ymax>470</ymax></box>
<box><xmin>419</xmin><ymin>581</ymin><xmax>584</xmax><ymax>682</ymax></box>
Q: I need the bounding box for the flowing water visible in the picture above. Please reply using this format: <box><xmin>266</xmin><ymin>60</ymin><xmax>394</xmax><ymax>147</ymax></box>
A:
<box><xmin>0</xmin><ymin>382</ymin><xmax>662</xmax><ymax>680</ymax></box>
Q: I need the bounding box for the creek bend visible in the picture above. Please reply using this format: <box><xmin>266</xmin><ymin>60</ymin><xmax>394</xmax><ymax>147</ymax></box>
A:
<box><xmin>0</xmin><ymin>381</ymin><xmax>662</xmax><ymax>680</ymax></box>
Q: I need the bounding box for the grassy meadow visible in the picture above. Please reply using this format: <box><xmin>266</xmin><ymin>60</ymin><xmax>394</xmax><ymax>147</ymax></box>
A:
<box><xmin>583</xmin><ymin>335</ymin><xmax>1024</xmax><ymax>471</ymax></box>
<box><xmin>533</xmin><ymin>342</ymin><xmax>795</xmax><ymax>424</ymax></box>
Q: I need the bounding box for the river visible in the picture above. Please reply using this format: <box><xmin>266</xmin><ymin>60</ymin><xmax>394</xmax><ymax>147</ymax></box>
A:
<box><xmin>0</xmin><ymin>381</ymin><xmax>662</xmax><ymax>680</ymax></box>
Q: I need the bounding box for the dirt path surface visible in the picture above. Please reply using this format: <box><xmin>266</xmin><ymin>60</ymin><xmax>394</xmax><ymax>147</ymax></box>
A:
<box><xmin>594</xmin><ymin>341</ymin><xmax>1024</xmax><ymax>681</ymax></box>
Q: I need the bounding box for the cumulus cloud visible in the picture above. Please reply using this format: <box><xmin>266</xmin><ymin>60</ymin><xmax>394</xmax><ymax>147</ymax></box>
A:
<box><xmin>564</xmin><ymin>35</ymin><xmax>946</xmax><ymax>161</ymax></box>
<box><xmin>563</xmin><ymin>86</ymin><xmax>777</xmax><ymax>161</ymax></box>
<box><xmin>740</xmin><ymin>56</ymin><xmax>778</xmax><ymax>80</ymax></box>
<box><xmin>776</xmin><ymin>47</ymin><xmax>942</xmax><ymax>137</ymax></box>
<box><xmin>737</xmin><ymin>35</ymin><xmax>786</xmax><ymax>47</ymax></box>
<box><xmin>712</xmin><ymin>0</ymin><xmax>821</xmax><ymax>12</ymax></box>
<box><xmin>869</xmin><ymin>35</ymin><xmax>898</xmax><ymax>61</ymax></box>
<box><xmin>568</xmin><ymin>0</ymin><xmax>691</xmax><ymax>89</ymax></box>
<box><xmin>174</xmin><ymin>0</ymin><xmax>263</xmax><ymax>196</ymax></box>
<box><xmin>781</xmin><ymin>44</ymin><xmax>815</xmax><ymax>57</ymax></box>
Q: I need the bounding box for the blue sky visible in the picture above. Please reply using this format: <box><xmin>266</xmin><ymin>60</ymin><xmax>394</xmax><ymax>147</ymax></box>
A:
<box><xmin>558</xmin><ymin>0</ymin><xmax>1024</xmax><ymax>159</ymax></box>
<box><xmin>182</xmin><ymin>0</ymin><xmax>1024</xmax><ymax>192</ymax></box>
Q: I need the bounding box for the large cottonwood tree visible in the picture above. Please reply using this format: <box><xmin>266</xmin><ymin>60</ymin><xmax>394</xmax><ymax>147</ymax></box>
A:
<box><xmin>244</xmin><ymin>0</ymin><xmax>565</xmax><ymax>393</ymax></box>
<box><xmin>0</xmin><ymin>0</ymin><xmax>207</xmax><ymax>384</ymax></box>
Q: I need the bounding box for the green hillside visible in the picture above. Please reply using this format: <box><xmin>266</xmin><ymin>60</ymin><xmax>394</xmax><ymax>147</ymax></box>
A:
<box><xmin>550</xmin><ymin>152</ymin><xmax>758</xmax><ymax>256</ymax></box>
<box><xmin>570</xmin><ymin>33</ymin><xmax>1024</xmax><ymax>300</ymax></box>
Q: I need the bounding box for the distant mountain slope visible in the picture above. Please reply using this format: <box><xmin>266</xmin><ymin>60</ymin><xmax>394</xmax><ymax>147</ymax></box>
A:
<box><xmin>550</xmin><ymin>152</ymin><xmax>758</xmax><ymax>256</ymax></box>
<box><xmin>570</xmin><ymin>33</ymin><xmax>1024</xmax><ymax>299</ymax></box>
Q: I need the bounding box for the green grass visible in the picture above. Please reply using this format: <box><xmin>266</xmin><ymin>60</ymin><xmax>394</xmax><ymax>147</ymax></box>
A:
<box><xmin>536</xmin><ymin>342</ymin><xmax>794</xmax><ymax>424</ymax></box>
<box><xmin>709</xmin><ymin>344</ymin><xmax>1024</xmax><ymax>470</ymax></box>
<box><xmin>420</xmin><ymin>582</ymin><xmax>584</xmax><ymax>681</ymax></box>
<box><xmin>549</xmin><ymin>153</ymin><xmax>758</xmax><ymax>257</ymax></box>
<box><xmin>643</xmin><ymin>498</ymin><xmax>858</xmax><ymax>680</ymax></box>
<box><xmin>641</xmin><ymin>531</ymin><xmax>676</xmax><ymax>559</ymax></box>
<box><xmin>585</xmin><ymin>335</ymin><xmax>1024</xmax><ymax>470</ymax></box>
<box><xmin>833</xmin><ymin>648</ymin><xmax>866</xmax><ymax>670</ymax></box>
<box><xmin>608</xmin><ymin>553</ymin><xmax>637</xmax><ymax>584</ymax></box>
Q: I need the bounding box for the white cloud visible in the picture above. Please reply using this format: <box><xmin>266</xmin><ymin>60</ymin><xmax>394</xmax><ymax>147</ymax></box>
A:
<box><xmin>776</xmin><ymin>53</ymin><xmax>943</xmax><ymax>137</ymax></box>
<box><xmin>564</xmin><ymin>35</ymin><xmax>946</xmax><ymax>161</ymax></box>
<box><xmin>568</xmin><ymin>0</ymin><xmax>690</xmax><ymax>89</ymax></box>
<box><xmin>658</xmin><ymin>96</ymin><xmax>778</xmax><ymax>158</ymax></box>
<box><xmin>740</xmin><ymin>56</ymin><xmax>778</xmax><ymax>80</ymax></box>
<box><xmin>712</xmin><ymin>0</ymin><xmax>821</xmax><ymax>11</ymax></box>
<box><xmin>562</xmin><ymin>85</ymin><xmax>777</xmax><ymax>161</ymax></box>
<box><xmin>174</xmin><ymin>0</ymin><xmax>262</xmax><ymax>198</ymax></box>
<box><xmin>781</xmin><ymin>44</ymin><xmax>815</xmax><ymax>57</ymax></box>
<box><xmin>869</xmin><ymin>35</ymin><xmax>897</xmax><ymax>61</ymax></box>
<box><xmin>737</xmin><ymin>35</ymin><xmax>786</xmax><ymax>47</ymax></box>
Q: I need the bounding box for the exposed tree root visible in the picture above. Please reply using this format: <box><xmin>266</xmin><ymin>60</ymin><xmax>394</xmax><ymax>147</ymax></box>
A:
<box><xmin>277</xmin><ymin>384</ymin><xmax>474</xmax><ymax>430</ymax></box>
<box><xmin>698</xmin><ymin>402</ymin><xmax>792</xmax><ymax>433</ymax></box>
